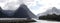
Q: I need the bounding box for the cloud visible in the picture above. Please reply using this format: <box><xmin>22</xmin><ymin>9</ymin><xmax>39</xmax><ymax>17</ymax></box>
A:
<box><xmin>24</xmin><ymin>0</ymin><xmax>60</xmax><ymax>15</ymax></box>
<box><xmin>1</xmin><ymin>0</ymin><xmax>60</xmax><ymax>15</ymax></box>
<box><xmin>32</xmin><ymin>0</ymin><xmax>60</xmax><ymax>15</ymax></box>
<box><xmin>2</xmin><ymin>0</ymin><xmax>22</xmax><ymax>10</ymax></box>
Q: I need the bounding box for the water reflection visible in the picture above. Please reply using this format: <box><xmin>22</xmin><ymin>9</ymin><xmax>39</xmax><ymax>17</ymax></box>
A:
<box><xmin>1</xmin><ymin>20</ymin><xmax>60</xmax><ymax>23</ymax></box>
<box><xmin>21</xmin><ymin>20</ymin><xmax>40</xmax><ymax>23</ymax></box>
<box><xmin>26</xmin><ymin>20</ymin><xmax>60</xmax><ymax>23</ymax></box>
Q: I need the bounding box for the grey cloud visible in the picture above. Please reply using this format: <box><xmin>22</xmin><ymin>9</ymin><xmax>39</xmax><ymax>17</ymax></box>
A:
<box><xmin>0</xmin><ymin>0</ymin><xmax>8</xmax><ymax>2</ymax></box>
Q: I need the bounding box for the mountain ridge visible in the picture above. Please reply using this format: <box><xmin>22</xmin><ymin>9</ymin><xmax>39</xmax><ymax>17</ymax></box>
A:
<box><xmin>37</xmin><ymin>7</ymin><xmax>60</xmax><ymax>17</ymax></box>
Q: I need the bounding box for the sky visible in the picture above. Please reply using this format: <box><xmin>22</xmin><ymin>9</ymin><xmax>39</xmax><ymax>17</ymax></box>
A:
<box><xmin>0</xmin><ymin>0</ymin><xmax>60</xmax><ymax>15</ymax></box>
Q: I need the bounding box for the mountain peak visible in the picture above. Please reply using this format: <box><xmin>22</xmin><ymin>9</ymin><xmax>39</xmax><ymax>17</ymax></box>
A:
<box><xmin>13</xmin><ymin>4</ymin><xmax>37</xmax><ymax>18</ymax></box>
<box><xmin>37</xmin><ymin>7</ymin><xmax>60</xmax><ymax>16</ymax></box>
<box><xmin>51</xmin><ymin>7</ymin><xmax>58</xmax><ymax>12</ymax></box>
<box><xmin>20</xmin><ymin>3</ymin><xmax>26</xmax><ymax>7</ymax></box>
<box><xmin>52</xmin><ymin>7</ymin><xmax>57</xmax><ymax>10</ymax></box>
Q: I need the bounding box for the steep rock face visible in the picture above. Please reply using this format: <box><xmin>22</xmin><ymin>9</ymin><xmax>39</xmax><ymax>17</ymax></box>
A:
<box><xmin>0</xmin><ymin>7</ymin><xmax>7</xmax><ymax>18</ymax></box>
<box><xmin>38</xmin><ymin>7</ymin><xmax>60</xmax><ymax>17</ymax></box>
<box><xmin>2</xmin><ymin>10</ymin><xmax>15</xmax><ymax>16</ymax></box>
<box><xmin>0</xmin><ymin>7</ymin><xmax>3</xmax><ymax>16</ymax></box>
<box><xmin>0</xmin><ymin>4</ymin><xmax>37</xmax><ymax>18</ymax></box>
<box><xmin>13</xmin><ymin>4</ymin><xmax>37</xmax><ymax>18</ymax></box>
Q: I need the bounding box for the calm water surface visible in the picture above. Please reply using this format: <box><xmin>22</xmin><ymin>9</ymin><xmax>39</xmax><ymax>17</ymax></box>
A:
<box><xmin>2</xmin><ymin>20</ymin><xmax>60</xmax><ymax>23</ymax></box>
<box><xmin>28</xmin><ymin>20</ymin><xmax>60</xmax><ymax>23</ymax></box>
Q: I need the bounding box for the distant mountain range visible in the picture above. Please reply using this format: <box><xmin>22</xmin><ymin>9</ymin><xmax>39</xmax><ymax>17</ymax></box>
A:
<box><xmin>0</xmin><ymin>4</ymin><xmax>37</xmax><ymax>18</ymax></box>
<box><xmin>37</xmin><ymin>7</ymin><xmax>60</xmax><ymax>17</ymax></box>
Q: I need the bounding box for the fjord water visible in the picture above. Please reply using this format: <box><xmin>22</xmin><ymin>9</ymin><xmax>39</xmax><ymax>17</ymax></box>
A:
<box><xmin>27</xmin><ymin>20</ymin><xmax>60</xmax><ymax>23</ymax></box>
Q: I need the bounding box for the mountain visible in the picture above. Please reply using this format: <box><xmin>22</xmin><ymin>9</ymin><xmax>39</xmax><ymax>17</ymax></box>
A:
<box><xmin>0</xmin><ymin>7</ymin><xmax>3</xmax><ymax>16</ymax></box>
<box><xmin>37</xmin><ymin>7</ymin><xmax>60</xmax><ymax>17</ymax></box>
<box><xmin>0</xmin><ymin>7</ymin><xmax>7</xmax><ymax>18</ymax></box>
<box><xmin>13</xmin><ymin>4</ymin><xmax>37</xmax><ymax>18</ymax></box>
<box><xmin>2</xmin><ymin>10</ymin><xmax>15</xmax><ymax>16</ymax></box>
<box><xmin>0</xmin><ymin>3</ymin><xmax>37</xmax><ymax>18</ymax></box>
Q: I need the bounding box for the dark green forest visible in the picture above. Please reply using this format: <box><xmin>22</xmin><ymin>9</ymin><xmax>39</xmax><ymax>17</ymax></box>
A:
<box><xmin>39</xmin><ymin>13</ymin><xmax>60</xmax><ymax>21</ymax></box>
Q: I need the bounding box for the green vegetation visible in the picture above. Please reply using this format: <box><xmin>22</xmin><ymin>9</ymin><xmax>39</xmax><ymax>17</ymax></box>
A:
<box><xmin>39</xmin><ymin>13</ymin><xmax>60</xmax><ymax>21</ymax></box>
